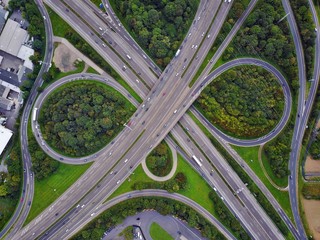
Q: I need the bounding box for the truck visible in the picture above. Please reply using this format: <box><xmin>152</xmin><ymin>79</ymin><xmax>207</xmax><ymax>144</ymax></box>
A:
<box><xmin>175</xmin><ymin>49</ymin><xmax>181</xmax><ymax>57</ymax></box>
<box><xmin>192</xmin><ymin>155</ymin><xmax>202</xmax><ymax>167</ymax></box>
<box><xmin>32</xmin><ymin>108</ymin><xmax>38</xmax><ymax>121</ymax></box>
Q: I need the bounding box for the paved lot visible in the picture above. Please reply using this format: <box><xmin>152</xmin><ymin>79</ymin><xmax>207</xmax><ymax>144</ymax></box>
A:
<box><xmin>103</xmin><ymin>211</ymin><xmax>206</xmax><ymax>240</ymax></box>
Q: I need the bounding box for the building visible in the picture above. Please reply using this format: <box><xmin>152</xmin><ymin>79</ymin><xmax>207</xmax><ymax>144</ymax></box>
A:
<box><xmin>0</xmin><ymin>124</ymin><xmax>12</xmax><ymax>155</ymax></box>
<box><xmin>0</xmin><ymin>18</ymin><xmax>34</xmax><ymax>84</ymax></box>
<box><xmin>0</xmin><ymin>79</ymin><xmax>22</xmax><ymax>110</ymax></box>
<box><xmin>0</xmin><ymin>6</ymin><xmax>8</xmax><ymax>34</ymax></box>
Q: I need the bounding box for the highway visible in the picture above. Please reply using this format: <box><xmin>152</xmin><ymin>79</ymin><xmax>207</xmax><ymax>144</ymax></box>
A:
<box><xmin>13</xmin><ymin>0</ymin><xmax>296</xmax><ymax>239</ymax></box>
<box><xmin>6</xmin><ymin>0</ymin><xmax>314</xmax><ymax>239</ymax></box>
<box><xmin>12</xmin><ymin>0</ymin><xmax>231</xmax><ymax>239</ymax></box>
<box><xmin>0</xmin><ymin>0</ymin><xmax>54</xmax><ymax>238</ymax></box>
<box><xmin>286</xmin><ymin>0</ymin><xmax>320</xmax><ymax>239</ymax></box>
<box><xmin>28</xmin><ymin>61</ymin><xmax>286</xmax><ymax>239</ymax></box>
<box><xmin>190</xmin><ymin>57</ymin><xmax>292</xmax><ymax>146</ymax></box>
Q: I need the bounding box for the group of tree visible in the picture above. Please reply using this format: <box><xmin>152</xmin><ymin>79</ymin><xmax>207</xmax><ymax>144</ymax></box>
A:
<box><xmin>212</xmin><ymin>0</ymin><xmax>249</xmax><ymax>50</ymax></box>
<box><xmin>132</xmin><ymin>172</ymin><xmax>187</xmax><ymax>193</ymax></box>
<box><xmin>195</xmin><ymin>66</ymin><xmax>284</xmax><ymax>138</ymax></box>
<box><xmin>71</xmin><ymin>197</ymin><xmax>225</xmax><ymax>240</ymax></box>
<box><xmin>0</xmin><ymin>141</ymin><xmax>21</xmax><ymax>198</ymax></box>
<box><xmin>38</xmin><ymin>81</ymin><xmax>135</xmax><ymax>157</ymax></box>
<box><xmin>146</xmin><ymin>141</ymin><xmax>172</xmax><ymax>176</ymax></box>
<box><xmin>28</xmin><ymin>134</ymin><xmax>59</xmax><ymax>180</ymax></box>
<box><xmin>263</xmin><ymin>118</ymin><xmax>294</xmax><ymax>178</ymax></box>
<box><xmin>290</xmin><ymin>0</ymin><xmax>316</xmax><ymax>79</ymax></box>
<box><xmin>222</xmin><ymin>0</ymin><xmax>299</xmax><ymax>92</ymax></box>
<box><xmin>209</xmin><ymin>191</ymin><xmax>250</xmax><ymax>240</ymax></box>
<box><xmin>9</xmin><ymin>0</ymin><xmax>45</xmax><ymax>100</ymax></box>
<box><xmin>309</xmin><ymin>133</ymin><xmax>320</xmax><ymax>159</ymax></box>
<box><xmin>111</xmin><ymin>0</ymin><xmax>199</xmax><ymax>68</ymax></box>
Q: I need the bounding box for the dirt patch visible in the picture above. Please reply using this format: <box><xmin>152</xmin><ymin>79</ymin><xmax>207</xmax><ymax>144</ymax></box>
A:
<box><xmin>53</xmin><ymin>43</ymin><xmax>79</xmax><ymax>72</ymax></box>
<box><xmin>305</xmin><ymin>155</ymin><xmax>320</xmax><ymax>173</ymax></box>
<box><xmin>302</xmin><ymin>198</ymin><xmax>320</xmax><ymax>239</ymax></box>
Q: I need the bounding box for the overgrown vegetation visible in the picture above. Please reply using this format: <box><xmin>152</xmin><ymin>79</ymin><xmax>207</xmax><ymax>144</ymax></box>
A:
<box><xmin>195</xmin><ymin>66</ymin><xmax>284</xmax><ymax>138</ymax></box>
<box><xmin>110</xmin><ymin>0</ymin><xmax>199</xmax><ymax>68</ymax></box>
<box><xmin>302</xmin><ymin>183</ymin><xmax>320</xmax><ymax>199</ymax></box>
<box><xmin>309</xmin><ymin>133</ymin><xmax>320</xmax><ymax>159</ymax></box>
<box><xmin>209</xmin><ymin>191</ymin><xmax>250</xmax><ymax>240</ymax></box>
<box><xmin>0</xmin><ymin>135</ymin><xmax>21</xmax><ymax>230</ymax></box>
<box><xmin>222</xmin><ymin>0</ymin><xmax>298</xmax><ymax>92</ymax></box>
<box><xmin>28</xmin><ymin>133</ymin><xmax>59</xmax><ymax>180</ymax></box>
<box><xmin>219</xmin><ymin>0</ymin><xmax>299</xmax><ymax>179</ymax></box>
<box><xmin>71</xmin><ymin>197</ymin><xmax>226</xmax><ymax>240</ymax></box>
<box><xmin>263</xmin><ymin>116</ymin><xmax>295</xmax><ymax>178</ymax></box>
<box><xmin>39</xmin><ymin>81</ymin><xmax>135</xmax><ymax>157</ymax></box>
<box><xmin>146</xmin><ymin>141</ymin><xmax>172</xmax><ymax>177</ymax></box>
<box><xmin>291</xmin><ymin>0</ymin><xmax>316</xmax><ymax>79</ymax></box>
<box><xmin>118</xmin><ymin>226</ymin><xmax>133</xmax><ymax>240</ymax></box>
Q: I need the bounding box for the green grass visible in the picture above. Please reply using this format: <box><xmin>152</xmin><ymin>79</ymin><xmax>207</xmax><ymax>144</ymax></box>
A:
<box><xmin>46</xmin><ymin>7</ymin><xmax>70</xmax><ymax>37</ymax></box>
<box><xmin>86</xmin><ymin>66</ymin><xmax>99</xmax><ymax>74</ymax></box>
<box><xmin>90</xmin><ymin>0</ymin><xmax>105</xmax><ymax>11</ymax></box>
<box><xmin>228</xmin><ymin>145</ymin><xmax>293</xmax><ymax>220</ymax></box>
<box><xmin>25</xmin><ymin>162</ymin><xmax>91</xmax><ymax>225</ymax></box>
<box><xmin>109</xmin><ymin>154</ymin><xmax>215</xmax><ymax>214</ymax></box>
<box><xmin>149</xmin><ymin>222</ymin><xmax>174</xmax><ymax>240</ymax></box>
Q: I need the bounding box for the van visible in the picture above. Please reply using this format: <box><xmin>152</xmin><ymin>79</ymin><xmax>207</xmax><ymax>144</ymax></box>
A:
<box><xmin>99</xmin><ymin>27</ymin><xmax>103</xmax><ymax>31</ymax></box>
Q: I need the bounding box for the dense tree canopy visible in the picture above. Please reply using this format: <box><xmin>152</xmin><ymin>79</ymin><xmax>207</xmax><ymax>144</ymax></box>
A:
<box><xmin>310</xmin><ymin>134</ymin><xmax>320</xmax><ymax>159</ymax></box>
<box><xmin>291</xmin><ymin>0</ymin><xmax>316</xmax><ymax>79</ymax></box>
<box><xmin>222</xmin><ymin>0</ymin><xmax>299</xmax><ymax>92</ymax></box>
<box><xmin>111</xmin><ymin>0</ymin><xmax>199</xmax><ymax>68</ymax></box>
<box><xmin>146</xmin><ymin>141</ymin><xmax>172</xmax><ymax>176</ymax></box>
<box><xmin>39</xmin><ymin>81</ymin><xmax>135</xmax><ymax>157</ymax></box>
<box><xmin>196</xmin><ymin>66</ymin><xmax>285</xmax><ymax>138</ymax></box>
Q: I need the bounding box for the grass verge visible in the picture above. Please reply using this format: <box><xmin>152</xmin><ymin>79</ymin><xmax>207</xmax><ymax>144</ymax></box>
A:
<box><xmin>149</xmin><ymin>222</ymin><xmax>174</xmax><ymax>240</ymax></box>
<box><xmin>25</xmin><ymin>162</ymin><xmax>91</xmax><ymax>225</ymax></box>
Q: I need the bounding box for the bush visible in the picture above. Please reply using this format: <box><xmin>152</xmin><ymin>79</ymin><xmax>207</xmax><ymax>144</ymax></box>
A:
<box><xmin>39</xmin><ymin>81</ymin><xmax>135</xmax><ymax>157</ymax></box>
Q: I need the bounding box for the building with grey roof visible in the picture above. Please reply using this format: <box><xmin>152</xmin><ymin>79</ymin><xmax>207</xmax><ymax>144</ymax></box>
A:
<box><xmin>0</xmin><ymin>19</ymin><xmax>28</xmax><ymax>57</ymax></box>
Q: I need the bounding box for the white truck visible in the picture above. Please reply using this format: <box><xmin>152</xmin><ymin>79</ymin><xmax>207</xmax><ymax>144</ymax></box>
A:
<box><xmin>175</xmin><ymin>49</ymin><xmax>181</xmax><ymax>57</ymax></box>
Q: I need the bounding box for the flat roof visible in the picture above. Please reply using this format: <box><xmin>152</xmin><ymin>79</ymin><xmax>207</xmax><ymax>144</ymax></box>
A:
<box><xmin>17</xmin><ymin>45</ymin><xmax>34</xmax><ymax>70</ymax></box>
<box><xmin>0</xmin><ymin>19</ymin><xmax>28</xmax><ymax>56</ymax></box>
<box><xmin>0</xmin><ymin>125</ymin><xmax>12</xmax><ymax>155</ymax></box>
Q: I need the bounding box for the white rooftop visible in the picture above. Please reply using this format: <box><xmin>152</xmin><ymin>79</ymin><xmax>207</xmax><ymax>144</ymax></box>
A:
<box><xmin>0</xmin><ymin>125</ymin><xmax>12</xmax><ymax>155</ymax></box>
<box><xmin>0</xmin><ymin>19</ymin><xmax>28</xmax><ymax>57</ymax></box>
<box><xmin>17</xmin><ymin>45</ymin><xmax>34</xmax><ymax>70</ymax></box>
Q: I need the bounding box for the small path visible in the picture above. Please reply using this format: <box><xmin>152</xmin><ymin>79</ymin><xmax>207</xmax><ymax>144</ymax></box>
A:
<box><xmin>258</xmin><ymin>144</ymin><xmax>288</xmax><ymax>191</ymax></box>
<box><xmin>53</xmin><ymin>36</ymin><xmax>105</xmax><ymax>75</ymax></box>
<box><xmin>141</xmin><ymin>142</ymin><xmax>177</xmax><ymax>182</ymax></box>
<box><xmin>82</xmin><ymin>63</ymin><xmax>89</xmax><ymax>73</ymax></box>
